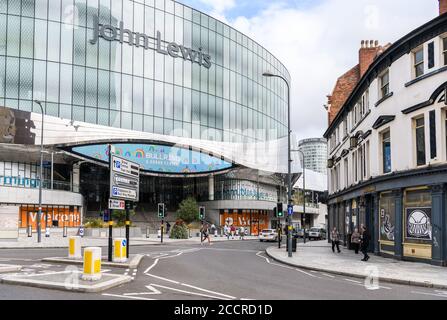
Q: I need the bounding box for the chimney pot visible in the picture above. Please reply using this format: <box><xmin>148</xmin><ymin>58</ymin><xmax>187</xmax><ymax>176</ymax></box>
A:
<box><xmin>440</xmin><ymin>0</ymin><xmax>447</xmax><ymax>15</ymax></box>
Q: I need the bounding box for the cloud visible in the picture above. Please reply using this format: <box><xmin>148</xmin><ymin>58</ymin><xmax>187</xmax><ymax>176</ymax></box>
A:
<box><xmin>198</xmin><ymin>0</ymin><xmax>236</xmax><ymax>16</ymax></box>
<box><xmin>195</xmin><ymin>0</ymin><xmax>439</xmax><ymax>141</ymax></box>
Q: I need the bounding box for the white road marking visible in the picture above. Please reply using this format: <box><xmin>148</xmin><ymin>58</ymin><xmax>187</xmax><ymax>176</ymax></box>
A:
<box><xmin>321</xmin><ymin>273</ymin><xmax>335</xmax><ymax>278</ymax></box>
<box><xmin>102</xmin><ymin>293</ymin><xmax>156</xmax><ymax>300</ymax></box>
<box><xmin>144</xmin><ymin>259</ymin><xmax>159</xmax><ymax>274</ymax></box>
<box><xmin>411</xmin><ymin>291</ymin><xmax>447</xmax><ymax>298</ymax></box>
<box><xmin>150</xmin><ymin>284</ymin><xmax>231</xmax><ymax>300</ymax></box>
<box><xmin>344</xmin><ymin>279</ymin><xmax>362</xmax><ymax>284</ymax></box>
<box><xmin>181</xmin><ymin>283</ymin><xmax>236</xmax><ymax>299</ymax></box>
<box><xmin>101</xmin><ymin>269</ymin><xmax>111</xmax><ymax>273</ymax></box>
<box><xmin>255</xmin><ymin>251</ymin><xmax>270</xmax><ymax>263</ymax></box>
<box><xmin>295</xmin><ymin>268</ymin><xmax>320</xmax><ymax>278</ymax></box>
<box><xmin>270</xmin><ymin>262</ymin><xmax>295</xmax><ymax>270</ymax></box>
<box><xmin>145</xmin><ymin>273</ymin><xmax>180</xmax><ymax>284</ymax></box>
<box><xmin>256</xmin><ymin>251</ymin><xmax>321</xmax><ymax>278</ymax></box>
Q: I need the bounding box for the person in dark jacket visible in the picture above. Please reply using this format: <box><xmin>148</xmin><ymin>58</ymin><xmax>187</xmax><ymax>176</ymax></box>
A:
<box><xmin>351</xmin><ymin>228</ymin><xmax>361</xmax><ymax>254</ymax></box>
<box><xmin>360</xmin><ymin>225</ymin><xmax>370</xmax><ymax>261</ymax></box>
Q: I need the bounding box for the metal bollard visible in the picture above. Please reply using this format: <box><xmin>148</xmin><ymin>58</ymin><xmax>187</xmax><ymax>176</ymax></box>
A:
<box><xmin>82</xmin><ymin>247</ymin><xmax>102</xmax><ymax>281</ymax></box>
<box><xmin>27</xmin><ymin>225</ymin><xmax>32</xmax><ymax>237</ymax></box>
<box><xmin>146</xmin><ymin>227</ymin><xmax>150</xmax><ymax>238</ymax></box>
<box><xmin>63</xmin><ymin>226</ymin><xmax>68</xmax><ymax>238</ymax></box>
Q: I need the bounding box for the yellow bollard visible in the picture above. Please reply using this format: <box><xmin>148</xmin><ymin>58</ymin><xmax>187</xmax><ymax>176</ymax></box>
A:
<box><xmin>68</xmin><ymin>236</ymin><xmax>82</xmax><ymax>260</ymax></box>
<box><xmin>82</xmin><ymin>247</ymin><xmax>102</xmax><ymax>281</ymax></box>
<box><xmin>113</xmin><ymin>238</ymin><xmax>127</xmax><ymax>263</ymax></box>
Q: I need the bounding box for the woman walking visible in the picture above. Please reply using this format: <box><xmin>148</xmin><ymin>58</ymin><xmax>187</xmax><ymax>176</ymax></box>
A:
<box><xmin>330</xmin><ymin>227</ymin><xmax>341</xmax><ymax>253</ymax></box>
<box><xmin>351</xmin><ymin>228</ymin><xmax>361</xmax><ymax>254</ymax></box>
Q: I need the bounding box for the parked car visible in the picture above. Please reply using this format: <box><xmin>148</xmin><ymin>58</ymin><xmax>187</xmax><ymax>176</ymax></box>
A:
<box><xmin>308</xmin><ymin>227</ymin><xmax>327</xmax><ymax>240</ymax></box>
<box><xmin>294</xmin><ymin>228</ymin><xmax>309</xmax><ymax>238</ymax></box>
<box><xmin>259</xmin><ymin>229</ymin><xmax>279</xmax><ymax>242</ymax></box>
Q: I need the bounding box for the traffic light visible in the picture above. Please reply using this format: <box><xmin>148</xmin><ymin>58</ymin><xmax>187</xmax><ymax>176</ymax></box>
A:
<box><xmin>199</xmin><ymin>206</ymin><xmax>205</xmax><ymax>220</ymax></box>
<box><xmin>277</xmin><ymin>203</ymin><xmax>284</xmax><ymax>218</ymax></box>
<box><xmin>158</xmin><ymin>203</ymin><xmax>165</xmax><ymax>218</ymax></box>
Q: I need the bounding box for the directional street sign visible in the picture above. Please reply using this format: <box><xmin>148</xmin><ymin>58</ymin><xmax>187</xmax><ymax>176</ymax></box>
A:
<box><xmin>110</xmin><ymin>154</ymin><xmax>140</xmax><ymax>201</ymax></box>
<box><xmin>109</xmin><ymin>199</ymin><xmax>125</xmax><ymax>210</ymax></box>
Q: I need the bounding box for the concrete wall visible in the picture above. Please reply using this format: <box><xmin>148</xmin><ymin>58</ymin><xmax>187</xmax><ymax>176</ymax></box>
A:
<box><xmin>0</xmin><ymin>186</ymin><xmax>83</xmax><ymax>207</ymax></box>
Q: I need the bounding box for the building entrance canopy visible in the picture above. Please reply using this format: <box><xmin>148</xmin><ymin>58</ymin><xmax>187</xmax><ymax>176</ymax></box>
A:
<box><xmin>71</xmin><ymin>143</ymin><xmax>233</xmax><ymax>174</ymax></box>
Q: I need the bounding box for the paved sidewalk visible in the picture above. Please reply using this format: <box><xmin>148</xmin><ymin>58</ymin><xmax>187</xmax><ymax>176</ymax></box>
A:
<box><xmin>0</xmin><ymin>234</ymin><xmax>258</xmax><ymax>249</ymax></box>
<box><xmin>266</xmin><ymin>241</ymin><xmax>447</xmax><ymax>289</ymax></box>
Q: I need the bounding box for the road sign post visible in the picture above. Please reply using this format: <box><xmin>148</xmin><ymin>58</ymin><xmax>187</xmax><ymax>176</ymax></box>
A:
<box><xmin>109</xmin><ymin>146</ymin><xmax>140</xmax><ymax>261</ymax></box>
<box><xmin>125</xmin><ymin>201</ymin><xmax>131</xmax><ymax>259</ymax></box>
<box><xmin>158</xmin><ymin>203</ymin><xmax>165</xmax><ymax>244</ymax></box>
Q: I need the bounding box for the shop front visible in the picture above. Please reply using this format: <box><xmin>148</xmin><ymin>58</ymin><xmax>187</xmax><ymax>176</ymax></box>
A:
<box><xmin>220</xmin><ymin>209</ymin><xmax>270</xmax><ymax>236</ymax></box>
<box><xmin>19</xmin><ymin>205</ymin><xmax>82</xmax><ymax>231</ymax></box>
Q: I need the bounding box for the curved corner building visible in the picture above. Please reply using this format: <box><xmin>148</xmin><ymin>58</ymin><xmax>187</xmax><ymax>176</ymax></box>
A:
<box><xmin>0</xmin><ymin>0</ymin><xmax>298</xmax><ymax>236</ymax></box>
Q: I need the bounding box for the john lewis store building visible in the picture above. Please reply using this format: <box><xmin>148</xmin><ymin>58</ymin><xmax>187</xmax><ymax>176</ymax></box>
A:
<box><xmin>0</xmin><ymin>0</ymin><xmax>299</xmax><ymax>238</ymax></box>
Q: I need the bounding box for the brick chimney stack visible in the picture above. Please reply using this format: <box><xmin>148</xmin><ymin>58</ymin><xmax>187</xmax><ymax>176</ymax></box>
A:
<box><xmin>359</xmin><ymin>40</ymin><xmax>381</xmax><ymax>78</ymax></box>
<box><xmin>440</xmin><ymin>0</ymin><xmax>447</xmax><ymax>15</ymax></box>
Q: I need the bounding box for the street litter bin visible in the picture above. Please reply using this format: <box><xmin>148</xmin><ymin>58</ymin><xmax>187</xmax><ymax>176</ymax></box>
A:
<box><xmin>286</xmin><ymin>237</ymin><xmax>297</xmax><ymax>252</ymax></box>
<box><xmin>346</xmin><ymin>234</ymin><xmax>352</xmax><ymax>250</ymax></box>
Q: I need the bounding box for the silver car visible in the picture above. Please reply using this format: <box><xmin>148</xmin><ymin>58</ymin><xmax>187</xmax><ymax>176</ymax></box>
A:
<box><xmin>259</xmin><ymin>229</ymin><xmax>279</xmax><ymax>242</ymax></box>
<box><xmin>308</xmin><ymin>227</ymin><xmax>327</xmax><ymax>240</ymax></box>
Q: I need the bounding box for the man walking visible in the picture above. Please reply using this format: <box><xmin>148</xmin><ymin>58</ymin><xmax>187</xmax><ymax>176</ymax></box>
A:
<box><xmin>201</xmin><ymin>223</ymin><xmax>211</xmax><ymax>245</ymax></box>
<box><xmin>360</xmin><ymin>225</ymin><xmax>370</xmax><ymax>261</ymax></box>
<box><xmin>330</xmin><ymin>227</ymin><xmax>341</xmax><ymax>253</ymax></box>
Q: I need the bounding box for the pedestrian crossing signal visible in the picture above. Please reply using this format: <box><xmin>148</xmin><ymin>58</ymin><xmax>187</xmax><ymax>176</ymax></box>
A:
<box><xmin>277</xmin><ymin>203</ymin><xmax>284</xmax><ymax>218</ymax></box>
<box><xmin>199</xmin><ymin>207</ymin><xmax>205</xmax><ymax>220</ymax></box>
<box><xmin>158</xmin><ymin>203</ymin><xmax>165</xmax><ymax>218</ymax></box>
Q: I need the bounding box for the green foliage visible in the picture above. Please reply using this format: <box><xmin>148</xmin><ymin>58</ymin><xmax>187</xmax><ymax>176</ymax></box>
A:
<box><xmin>84</xmin><ymin>218</ymin><xmax>105</xmax><ymax>228</ymax></box>
<box><xmin>176</xmin><ymin>197</ymin><xmax>199</xmax><ymax>224</ymax></box>
<box><xmin>112</xmin><ymin>209</ymin><xmax>135</xmax><ymax>223</ymax></box>
<box><xmin>170</xmin><ymin>220</ymin><xmax>189</xmax><ymax>239</ymax></box>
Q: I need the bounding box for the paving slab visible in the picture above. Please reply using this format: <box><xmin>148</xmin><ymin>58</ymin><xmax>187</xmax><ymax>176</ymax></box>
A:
<box><xmin>42</xmin><ymin>254</ymin><xmax>144</xmax><ymax>269</ymax></box>
<box><xmin>0</xmin><ymin>270</ymin><xmax>132</xmax><ymax>293</ymax></box>
<box><xmin>266</xmin><ymin>243</ymin><xmax>447</xmax><ymax>289</ymax></box>
<box><xmin>0</xmin><ymin>264</ymin><xmax>22</xmax><ymax>273</ymax></box>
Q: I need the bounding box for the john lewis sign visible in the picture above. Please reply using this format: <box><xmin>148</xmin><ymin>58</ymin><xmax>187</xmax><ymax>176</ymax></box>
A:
<box><xmin>89</xmin><ymin>15</ymin><xmax>212</xmax><ymax>69</ymax></box>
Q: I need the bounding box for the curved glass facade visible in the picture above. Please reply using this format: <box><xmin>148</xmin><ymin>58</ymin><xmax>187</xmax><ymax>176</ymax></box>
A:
<box><xmin>0</xmin><ymin>0</ymin><xmax>289</xmax><ymax>143</ymax></box>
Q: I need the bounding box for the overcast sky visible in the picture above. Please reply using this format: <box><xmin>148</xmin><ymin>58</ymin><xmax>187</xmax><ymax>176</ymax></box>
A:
<box><xmin>179</xmin><ymin>0</ymin><xmax>439</xmax><ymax>141</ymax></box>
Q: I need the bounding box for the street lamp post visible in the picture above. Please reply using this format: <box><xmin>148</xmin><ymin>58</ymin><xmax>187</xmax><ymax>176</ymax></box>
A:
<box><xmin>292</xmin><ymin>149</ymin><xmax>306</xmax><ymax>244</ymax></box>
<box><xmin>262</xmin><ymin>72</ymin><xmax>293</xmax><ymax>258</ymax></box>
<box><xmin>33</xmin><ymin>100</ymin><xmax>44</xmax><ymax>243</ymax></box>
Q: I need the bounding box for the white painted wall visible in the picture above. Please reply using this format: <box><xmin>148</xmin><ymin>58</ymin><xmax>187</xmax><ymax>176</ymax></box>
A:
<box><xmin>328</xmin><ymin>34</ymin><xmax>447</xmax><ymax>195</ymax></box>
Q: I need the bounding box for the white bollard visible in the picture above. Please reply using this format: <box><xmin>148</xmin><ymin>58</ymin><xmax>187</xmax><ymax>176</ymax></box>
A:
<box><xmin>82</xmin><ymin>247</ymin><xmax>102</xmax><ymax>281</ymax></box>
<box><xmin>68</xmin><ymin>236</ymin><xmax>82</xmax><ymax>260</ymax></box>
<box><xmin>113</xmin><ymin>238</ymin><xmax>127</xmax><ymax>263</ymax></box>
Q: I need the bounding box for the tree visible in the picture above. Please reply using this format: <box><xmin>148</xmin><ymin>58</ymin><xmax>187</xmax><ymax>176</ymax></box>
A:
<box><xmin>176</xmin><ymin>197</ymin><xmax>199</xmax><ymax>224</ymax></box>
<box><xmin>292</xmin><ymin>189</ymin><xmax>304</xmax><ymax>206</ymax></box>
